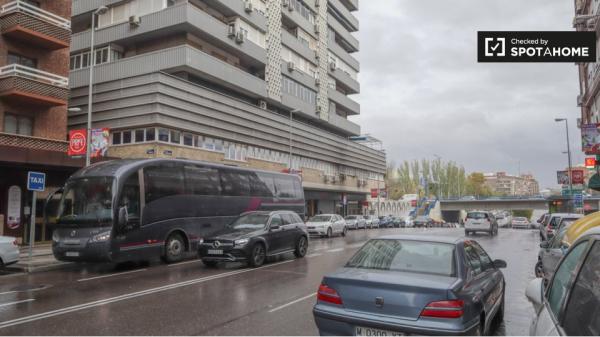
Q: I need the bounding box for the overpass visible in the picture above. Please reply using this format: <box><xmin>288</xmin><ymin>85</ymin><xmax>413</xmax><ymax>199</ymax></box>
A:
<box><xmin>439</xmin><ymin>197</ymin><xmax>549</xmax><ymax>211</ymax></box>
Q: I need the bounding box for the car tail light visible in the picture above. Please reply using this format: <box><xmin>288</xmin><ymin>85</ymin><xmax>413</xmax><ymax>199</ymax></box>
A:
<box><xmin>420</xmin><ymin>300</ymin><xmax>464</xmax><ymax>318</ymax></box>
<box><xmin>317</xmin><ymin>284</ymin><xmax>343</xmax><ymax>305</ymax></box>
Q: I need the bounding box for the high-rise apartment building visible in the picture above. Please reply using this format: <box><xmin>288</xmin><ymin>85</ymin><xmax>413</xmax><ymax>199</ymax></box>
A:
<box><xmin>68</xmin><ymin>0</ymin><xmax>385</xmax><ymax>216</ymax></box>
<box><xmin>484</xmin><ymin>172</ymin><xmax>540</xmax><ymax>196</ymax></box>
<box><xmin>574</xmin><ymin>0</ymin><xmax>600</xmax><ymax>125</ymax></box>
<box><xmin>0</xmin><ymin>0</ymin><xmax>78</xmax><ymax>242</ymax></box>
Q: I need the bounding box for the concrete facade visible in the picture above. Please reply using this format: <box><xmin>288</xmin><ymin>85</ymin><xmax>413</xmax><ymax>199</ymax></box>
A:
<box><xmin>69</xmin><ymin>0</ymin><xmax>384</xmax><ymax>217</ymax></box>
<box><xmin>483</xmin><ymin>172</ymin><xmax>540</xmax><ymax>196</ymax></box>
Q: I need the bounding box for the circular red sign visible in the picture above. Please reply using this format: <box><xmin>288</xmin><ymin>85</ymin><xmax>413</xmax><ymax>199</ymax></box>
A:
<box><xmin>69</xmin><ymin>131</ymin><xmax>87</xmax><ymax>155</ymax></box>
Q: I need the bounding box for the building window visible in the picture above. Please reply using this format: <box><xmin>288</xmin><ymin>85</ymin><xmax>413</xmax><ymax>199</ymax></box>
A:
<box><xmin>122</xmin><ymin>130</ymin><xmax>132</xmax><ymax>144</ymax></box>
<box><xmin>113</xmin><ymin>132</ymin><xmax>122</xmax><ymax>145</ymax></box>
<box><xmin>281</xmin><ymin>76</ymin><xmax>316</xmax><ymax>105</ymax></box>
<box><xmin>3</xmin><ymin>114</ymin><xmax>33</xmax><ymax>136</ymax></box>
<box><xmin>8</xmin><ymin>53</ymin><xmax>37</xmax><ymax>68</ymax></box>
<box><xmin>135</xmin><ymin>129</ymin><xmax>145</xmax><ymax>143</ymax></box>
<box><xmin>146</xmin><ymin>128</ymin><xmax>155</xmax><ymax>141</ymax></box>
<box><xmin>97</xmin><ymin>0</ymin><xmax>169</xmax><ymax>28</ymax></box>
<box><xmin>183</xmin><ymin>133</ymin><xmax>193</xmax><ymax>146</ymax></box>
<box><xmin>170</xmin><ymin>130</ymin><xmax>181</xmax><ymax>144</ymax></box>
<box><xmin>158</xmin><ymin>128</ymin><xmax>169</xmax><ymax>142</ymax></box>
<box><xmin>70</xmin><ymin>46</ymin><xmax>123</xmax><ymax>71</ymax></box>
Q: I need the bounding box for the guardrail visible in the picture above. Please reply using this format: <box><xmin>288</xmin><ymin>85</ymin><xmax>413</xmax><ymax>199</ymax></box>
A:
<box><xmin>0</xmin><ymin>64</ymin><xmax>69</xmax><ymax>88</ymax></box>
<box><xmin>0</xmin><ymin>0</ymin><xmax>70</xmax><ymax>29</ymax></box>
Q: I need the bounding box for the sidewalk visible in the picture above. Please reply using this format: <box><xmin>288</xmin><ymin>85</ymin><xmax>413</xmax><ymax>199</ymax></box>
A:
<box><xmin>11</xmin><ymin>243</ymin><xmax>71</xmax><ymax>273</ymax></box>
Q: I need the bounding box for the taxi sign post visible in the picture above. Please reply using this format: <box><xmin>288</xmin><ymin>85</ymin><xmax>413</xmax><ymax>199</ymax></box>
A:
<box><xmin>27</xmin><ymin>172</ymin><xmax>45</xmax><ymax>260</ymax></box>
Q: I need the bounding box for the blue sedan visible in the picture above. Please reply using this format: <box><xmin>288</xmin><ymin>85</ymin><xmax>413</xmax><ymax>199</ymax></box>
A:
<box><xmin>313</xmin><ymin>235</ymin><xmax>506</xmax><ymax>336</ymax></box>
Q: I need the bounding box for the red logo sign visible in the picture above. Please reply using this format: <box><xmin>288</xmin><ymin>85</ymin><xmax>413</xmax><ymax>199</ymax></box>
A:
<box><xmin>68</xmin><ymin>129</ymin><xmax>87</xmax><ymax>156</ymax></box>
<box><xmin>571</xmin><ymin>169</ymin><xmax>585</xmax><ymax>185</ymax></box>
<box><xmin>585</xmin><ymin>157</ymin><xmax>596</xmax><ymax>168</ymax></box>
<box><xmin>371</xmin><ymin>188</ymin><xmax>378</xmax><ymax>198</ymax></box>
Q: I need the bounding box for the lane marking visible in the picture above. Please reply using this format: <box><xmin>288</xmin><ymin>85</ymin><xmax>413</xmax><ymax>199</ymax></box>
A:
<box><xmin>306</xmin><ymin>253</ymin><xmax>322</xmax><ymax>258</ymax></box>
<box><xmin>326</xmin><ymin>248</ymin><xmax>344</xmax><ymax>253</ymax></box>
<box><xmin>0</xmin><ymin>299</ymin><xmax>35</xmax><ymax>308</ymax></box>
<box><xmin>77</xmin><ymin>269</ymin><xmax>147</xmax><ymax>282</ymax></box>
<box><xmin>0</xmin><ymin>260</ymin><xmax>293</xmax><ymax>330</ymax></box>
<box><xmin>268</xmin><ymin>293</ymin><xmax>316</xmax><ymax>313</ymax></box>
<box><xmin>167</xmin><ymin>259</ymin><xmax>203</xmax><ymax>267</ymax></box>
<box><xmin>0</xmin><ymin>291</ymin><xmax>18</xmax><ymax>296</ymax></box>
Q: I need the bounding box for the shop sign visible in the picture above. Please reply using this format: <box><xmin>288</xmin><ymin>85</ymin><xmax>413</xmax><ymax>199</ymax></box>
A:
<box><xmin>68</xmin><ymin>129</ymin><xmax>87</xmax><ymax>156</ymax></box>
<box><xmin>571</xmin><ymin>169</ymin><xmax>585</xmax><ymax>185</ymax></box>
<box><xmin>6</xmin><ymin>185</ymin><xmax>21</xmax><ymax>230</ymax></box>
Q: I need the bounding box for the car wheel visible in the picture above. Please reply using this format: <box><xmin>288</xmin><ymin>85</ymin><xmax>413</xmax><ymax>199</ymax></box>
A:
<box><xmin>326</xmin><ymin>227</ymin><xmax>333</xmax><ymax>238</ymax></box>
<box><xmin>294</xmin><ymin>236</ymin><xmax>308</xmax><ymax>258</ymax></box>
<box><xmin>249</xmin><ymin>243</ymin><xmax>266</xmax><ymax>268</ymax></box>
<box><xmin>164</xmin><ymin>233</ymin><xmax>185</xmax><ymax>263</ymax></box>
<box><xmin>341</xmin><ymin>226</ymin><xmax>347</xmax><ymax>237</ymax></box>
<box><xmin>203</xmin><ymin>260</ymin><xmax>218</xmax><ymax>268</ymax></box>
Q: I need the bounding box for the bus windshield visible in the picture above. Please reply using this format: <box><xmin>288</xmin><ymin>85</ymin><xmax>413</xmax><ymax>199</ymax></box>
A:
<box><xmin>56</xmin><ymin>177</ymin><xmax>114</xmax><ymax>226</ymax></box>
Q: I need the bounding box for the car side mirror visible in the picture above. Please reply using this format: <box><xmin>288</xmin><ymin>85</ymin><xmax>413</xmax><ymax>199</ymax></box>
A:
<box><xmin>526</xmin><ymin>278</ymin><xmax>544</xmax><ymax>310</ymax></box>
<box><xmin>270</xmin><ymin>224</ymin><xmax>280</xmax><ymax>231</ymax></box>
<box><xmin>540</xmin><ymin>241</ymin><xmax>549</xmax><ymax>249</ymax></box>
<box><xmin>493</xmin><ymin>259</ymin><xmax>507</xmax><ymax>269</ymax></box>
<box><xmin>118</xmin><ymin>206</ymin><xmax>128</xmax><ymax>227</ymax></box>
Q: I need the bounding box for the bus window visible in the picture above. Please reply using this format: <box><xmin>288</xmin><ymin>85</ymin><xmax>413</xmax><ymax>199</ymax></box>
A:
<box><xmin>220</xmin><ymin>170</ymin><xmax>250</xmax><ymax>196</ymax></box>
<box><xmin>119</xmin><ymin>173</ymin><xmax>140</xmax><ymax>218</ymax></box>
<box><xmin>293</xmin><ymin>178</ymin><xmax>303</xmax><ymax>199</ymax></box>
<box><xmin>249</xmin><ymin>173</ymin><xmax>273</xmax><ymax>197</ymax></box>
<box><xmin>184</xmin><ymin>165</ymin><xmax>221</xmax><ymax>196</ymax></box>
<box><xmin>144</xmin><ymin>164</ymin><xmax>185</xmax><ymax>204</ymax></box>
<box><xmin>274</xmin><ymin>176</ymin><xmax>295</xmax><ymax>198</ymax></box>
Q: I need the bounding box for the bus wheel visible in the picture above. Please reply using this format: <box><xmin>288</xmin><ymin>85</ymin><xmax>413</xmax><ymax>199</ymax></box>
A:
<box><xmin>164</xmin><ymin>233</ymin><xmax>185</xmax><ymax>263</ymax></box>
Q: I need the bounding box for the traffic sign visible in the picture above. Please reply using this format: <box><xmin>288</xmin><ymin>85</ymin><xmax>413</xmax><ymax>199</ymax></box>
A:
<box><xmin>586</xmin><ymin>157</ymin><xmax>596</xmax><ymax>168</ymax></box>
<box><xmin>27</xmin><ymin>171</ymin><xmax>45</xmax><ymax>192</ymax></box>
<box><xmin>574</xmin><ymin>193</ymin><xmax>584</xmax><ymax>208</ymax></box>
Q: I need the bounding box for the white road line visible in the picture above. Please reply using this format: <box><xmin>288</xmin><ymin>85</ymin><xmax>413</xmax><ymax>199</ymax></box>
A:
<box><xmin>0</xmin><ymin>291</ymin><xmax>18</xmax><ymax>296</ymax></box>
<box><xmin>0</xmin><ymin>260</ymin><xmax>293</xmax><ymax>330</ymax></box>
<box><xmin>77</xmin><ymin>269</ymin><xmax>148</xmax><ymax>282</ymax></box>
<box><xmin>326</xmin><ymin>248</ymin><xmax>344</xmax><ymax>253</ymax></box>
<box><xmin>167</xmin><ymin>259</ymin><xmax>203</xmax><ymax>267</ymax></box>
<box><xmin>306</xmin><ymin>253</ymin><xmax>322</xmax><ymax>258</ymax></box>
<box><xmin>268</xmin><ymin>293</ymin><xmax>316</xmax><ymax>313</ymax></box>
<box><xmin>0</xmin><ymin>299</ymin><xmax>35</xmax><ymax>308</ymax></box>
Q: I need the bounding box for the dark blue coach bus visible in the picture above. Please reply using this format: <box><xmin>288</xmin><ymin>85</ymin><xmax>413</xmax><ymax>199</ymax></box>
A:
<box><xmin>48</xmin><ymin>159</ymin><xmax>305</xmax><ymax>263</ymax></box>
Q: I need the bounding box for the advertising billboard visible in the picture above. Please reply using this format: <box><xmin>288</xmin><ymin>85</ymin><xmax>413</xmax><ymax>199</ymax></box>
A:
<box><xmin>557</xmin><ymin>170</ymin><xmax>569</xmax><ymax>185</ymax></box>
<box><xmin>581</xmin><ymin>123</ymin><xmax>600</xmax><ymax>154</ymax></box>
<box><xmin>90</xmin><ymin>128</ymin><xmax>110</xmax><ymax>158</ymax></box>
<box><xmin>571</xmin><ymin>169</ymin><xmax>585</xmax><ymax>185</ymax></box>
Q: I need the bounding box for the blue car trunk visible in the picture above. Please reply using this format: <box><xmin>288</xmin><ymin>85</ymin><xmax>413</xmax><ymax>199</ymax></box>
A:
<box><xmin>324</xmin><ymin>268</ymin><xmax>460</xmax><ymax>321</ymax></box>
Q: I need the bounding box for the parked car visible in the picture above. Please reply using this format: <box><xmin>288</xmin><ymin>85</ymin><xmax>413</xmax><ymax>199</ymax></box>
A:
<box><xmin>313</xmin><ymin>235</ymin><xmax>506</xmax><ymax>336</ymax></box>
<box><xmin>496</xmin><ymin>214</ymin><xmax>512</xmax><ymax>228</ymax></box>
<box><xmin>379</xmin><ymin>216</ymin><xmax>393</xmax><ymax>228</ymax></box>
<box><xmin>511</xmin><ymin>216</ymin><xmax>530</xmax><ymax>229</ymax></box>
<box><xmin>364</xmin><ymin>215</ymin><xmax>380</xmax><ymax>229</ymax></box>
<box><xmin>344</xmin><ymin>215</ymin><xmax>366</xmax><ymax>230</ymax></box>
<box><xmin>526</xmin><ymin>226</ymin><xmax>600</xmax><ymax>336</ymax></box>
<box><xmin>391</xmin><ymin>216</ymin><xmax>405</xmax><ymax>227</ymax></box>
<box><xmin>465</xmin><ymin>211</ymin><xmax>498</xmax><ymax>236</ymax></box>
<box><xmin>540</xmin><ymin>213</ymin><xmax>581</xmax><ymax>242</ymax></box>
<box><xmin>535</xmin><ymin>217</ymin><xmax>581</xmax><ymax>284</ymax></box>
<box><xmin>0</xmin><ymin>236</ymin><xmax>19</xmax><ymax>267</ymax></box>
<box><xmin>413</xmin><ymin>215</ymin><xmax>433</xmax><ymax>228</ymax></box>
<box><xmin>306</xmin><ymin>214</ymin><xmax>347</xmax><ymax>238</ymax></box>
<box><xmin>404</xmin><ymin>216</ymin><xmax>414</xmax><ymax>228</ymax></box>
<box><xmin>198</xmin><ymin>211</ymin><xmax>308</xmax><ymax>268</ymax></box>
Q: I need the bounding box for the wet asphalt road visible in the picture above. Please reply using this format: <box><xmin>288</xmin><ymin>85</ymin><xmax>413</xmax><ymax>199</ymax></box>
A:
<box><xmin>0</xmin><ymin>227</ymin><xmax>539</xmax><ymax>336</ymax></box>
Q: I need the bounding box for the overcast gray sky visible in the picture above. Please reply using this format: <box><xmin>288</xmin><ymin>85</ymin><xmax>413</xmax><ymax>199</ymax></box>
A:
<box><xmin>353</xmin><ymin>0</ymin><xmax>584</xmax><ymax>189</ymax></box>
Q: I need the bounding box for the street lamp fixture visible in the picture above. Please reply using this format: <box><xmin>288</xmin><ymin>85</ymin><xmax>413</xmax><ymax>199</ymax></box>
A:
<box><xmin>85</xmin><ymin>6</ymin><xmax>109</xmax><ymax>167</ymax></box>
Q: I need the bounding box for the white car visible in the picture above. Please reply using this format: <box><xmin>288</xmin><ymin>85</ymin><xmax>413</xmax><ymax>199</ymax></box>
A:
<box><xmin>511</xmin><ymin>216</ymin><xmax>530</xmax><ymax>229</ymax></box>
<box><xmin>306</xmin><ymin>214</ymin><xmax>347</xmax><ymax>238</ymax></box>
<box><xmin>464</xmin><ymin>211</ymin><xmax>498</xmax><ymax>236</ymax></box>
<box><xmin>0</xmin><ymin>236</ymin><xmax>19</xmax><ymax>267</ymax></box>
<box><xmin>364</xmin><ymin>215</ymin><xmax>380</xmax><ymax>228</ymax></box>
<box><xmin>526</xmin><ymin>226</ymin><xmax>600</xmax><ymax>335</ymax></box>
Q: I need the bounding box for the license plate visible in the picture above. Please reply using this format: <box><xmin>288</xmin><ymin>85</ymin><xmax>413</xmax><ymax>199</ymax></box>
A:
<box><xmin>355</xmin><ymin>326</ymin><xmax>405</xmax><ymax>336</ymax></box>
<box><xmin>65</xmin><ymin>251</ymin><xmax>80</xmax><ymax>257</ymax></box>
<box><xmin>207</xmin><ymin>249</ymin><xmax>223</xmax><ymax>255</ymax></box>
<box><xmin>64</xmin><ymin>239</ymin><xmax>80</xmax><ymax>245</ymax></box>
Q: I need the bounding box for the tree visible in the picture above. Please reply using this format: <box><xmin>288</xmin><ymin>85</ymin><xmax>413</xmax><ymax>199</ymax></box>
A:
<box><xmin>465</xmin><ymin>172</ymin><xmax>494</xmax><ymax>197</ymax></box>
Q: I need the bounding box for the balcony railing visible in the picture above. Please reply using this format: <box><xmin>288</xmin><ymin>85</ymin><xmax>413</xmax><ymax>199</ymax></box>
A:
<box><xmin>0</xmin><ymin>64</ymin><xmax>69</xmax><ymax>88</ymax></box>
<box><xmin>1</xmin><ymin>0</ymin><xmax>70</xmax><ymax>29</ymax></box>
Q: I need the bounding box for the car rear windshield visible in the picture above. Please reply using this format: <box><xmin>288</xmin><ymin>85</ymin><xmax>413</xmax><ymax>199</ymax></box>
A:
<box><xmin>345</xmin><ymin>216</ymin><xmax>357</xmax><ymax>220</ymax></box>
<box><xmin>467</xmin><ymin>212</ymin><xmax>487</xmax><ymax>219</ymax></box>
<box><xmin>310</xmin><ymin>215</ymin><xmax>331</xmax><ymax>222</ymax></box>
<box><xmin>514</xmin><ymin>217</ymin><xmax>527</xmax><ymax>221</ymax></box>
<box><xmin>346</xmin><ymin>239</ymin><xmax>456</xmax><ymax>276</ymax></box>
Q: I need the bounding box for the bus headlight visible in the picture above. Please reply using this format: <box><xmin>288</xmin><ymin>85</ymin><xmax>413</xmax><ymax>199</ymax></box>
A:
<box><xmin>234</xmin><ymin>238</ymin><xmax>249</xmax><ymax>247</ymax></box>
<box><xmin>90</xmin><ymin>231</ymin><xmax>111</xmax><ymax>243</ymax></box>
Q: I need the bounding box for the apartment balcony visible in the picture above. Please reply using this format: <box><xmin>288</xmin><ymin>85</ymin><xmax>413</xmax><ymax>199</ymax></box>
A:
<box><xmin>329</xmin><ymin>67</ymin><xmax>360</xmax><ymax>94</ymax></box>
<box><xmin>281</xmin><ymin>30</ymin><xmax>317</xmax><ymax>64</ymax></box>
<box><xmin>327</xmin><ymin>14</ymin><xmax>358</xmax><ymax>52</ymax></box>
<box><xmin>328</xmin><ymin>0</ymin><xmax>359</xmax><ymax>32</ymax></box>
<box><xmin>69</xmin><ymin>45</ymin><xmax>267</xmax><ymax>98</ymax></box>
<box><xmin>328</xmin><ymin>110</ymin><xmax>360</xmax><ymax>136</ymax></box>
<box><xmin>339</xmin><ymin>0</ymin><xmax>358</xmax><ymax>12</ymax></box>
<box><xmin>71</xmin><ymin>3</ymin><xmax>266</xmax><ymax>67</ymax></box>
<box><xmin>328</xmin><ymin>40</ymin><xmax>359</xmax><ymax>72</ymax></box>
<box><xmin>0</xmin><ymin>64</ymin><xmax>69</xmax><ymax>106</ymax></box>
<box><xmin>72</xmin><ymin>0</ymin><xmax>122</xmax><ymax>17</ymax></box>
<box><xmin>281</xmin><ymin>63</ymin><xmax>318</xmax><ymax>90</ymax></box>
<box><xmin>281</xmin><ymin>4</ymin><xmax>318</xmax><ymax>40</ymax></box>
<box><xmin>205</xmin><ymin>0</ymin><xmax>267</xmax><ymax>32</ymax></box>
<box><xmin>328</xmin><ymin>88</ymin><xmax>360</xmax><ymax>116</ymax></box>
<box><xmin>0</xmin><ymin>0</ymin><xmax>70</xmax><ymax>50</ymax></box>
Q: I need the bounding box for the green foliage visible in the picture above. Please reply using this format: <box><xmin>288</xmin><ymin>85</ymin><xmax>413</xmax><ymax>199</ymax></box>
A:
<box><xmin>512</xmin><ymin>210</ymin><xmax>533</xmax><ymax>219</ymax></box>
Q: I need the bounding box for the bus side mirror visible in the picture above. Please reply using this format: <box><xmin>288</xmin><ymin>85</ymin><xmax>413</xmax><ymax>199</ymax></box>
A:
<box><xmin>118</xmin><ymin>206</ymin><xmax>129</xmax><ymax>227</ymax></box>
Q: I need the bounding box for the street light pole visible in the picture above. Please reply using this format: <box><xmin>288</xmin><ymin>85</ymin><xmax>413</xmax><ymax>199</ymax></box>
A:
<box><xmin>288</xmin><ymin>109</ymin><xmax>299</xmax><ymax>170</ymax></box>
<box><xmin>86</xmin><ymin>6</ymin><xmax>108</xmax><ymax>167</ymax></box>
<box><xmin>555</xmin><ymin>118</ymin><xmax>574</xmax><ymax>210</ymax></box>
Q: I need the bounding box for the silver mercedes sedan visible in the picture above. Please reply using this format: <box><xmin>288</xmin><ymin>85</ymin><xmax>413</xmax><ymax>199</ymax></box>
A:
<box><xmin>313</xmin><ymin>235</ymin><xmax>506</xmax><ymax>336</ymax></box>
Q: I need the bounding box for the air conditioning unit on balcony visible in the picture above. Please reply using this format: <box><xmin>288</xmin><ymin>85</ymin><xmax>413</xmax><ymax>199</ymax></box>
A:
<box><xmin>329</xmin><ymin>62</ymin><xmax>336</xmax><ymax>71</ymax></box>
<box><xmin>129</xmin><ymin>15</ymin><xmax>141</xmax><ymax>27</ymax></box>
<box><xmin>288</xmin><ymin>2</ymin><xmax>295</xmax><ymax>11</ymax></box>
<box><xmin>316</xmin><ymin>105</ymin><xmax>323</xmax><ymax>114</ymax></box>
<box><xmin>315</xmin><ymin>0</ymin><xmax>320</xmax><ymax>7</ymax></box>
<box><xmin>244</xmin><ymin>1</ymin><xmax>253</xmax><ymax>13</ymax></box>
<box><xmin>577</xmin><ymin>94</ymin><xmax>584</xmax><ymax>107</ymax></box>
<box><xmin>235</xmin><ymin>31</ymin><xmax>245</xmax><ymax>43</ymax></box>
<box><xmin>315</xmin><ymin>78</ymin><xmax>321</xmax><ymax>86</ymax></box>
<box><xmin>228</xmin><ymin>23</ymin><xmax>237</xmax><ymax>37</ymax></box>
<box><xmin>314</xmin><ymin>24</ymin><xmax>320</xmax><ymax>35</ymax></box>
<box><xmin>287</xmin><ymin>61</ymin><xmax>295</xmax><ymax>71</ymax></box>
<box><xmin>258</xmin><ymin>100</ymin><xmax>268</xmax><ymax>110</ymax></box>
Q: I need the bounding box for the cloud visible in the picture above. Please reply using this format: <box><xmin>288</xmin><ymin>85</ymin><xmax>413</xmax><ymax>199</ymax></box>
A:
<box><xmin>353</xmin><ymin>0</ymin><xmax>582</xmax><ymax>189</ymax></box>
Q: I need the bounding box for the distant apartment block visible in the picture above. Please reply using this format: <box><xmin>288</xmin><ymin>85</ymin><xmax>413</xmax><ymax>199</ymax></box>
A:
<box><xmin>484</xmin><ymin>172</ymin><xmax>540</xmax><ymax>196</ymax></box>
